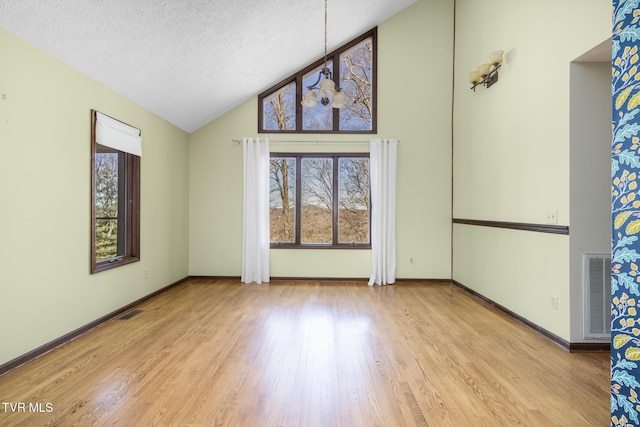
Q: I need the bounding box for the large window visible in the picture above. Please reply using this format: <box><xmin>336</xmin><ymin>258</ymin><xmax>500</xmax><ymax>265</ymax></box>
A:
<box><xmin>259</xmin><ymin>28</ymin><xmax>376</xmax><ymax>133</ymax></box>
<box><xmin>270</xmin><ymin>153</ymin><xmax>370</xmax><ymax>248</ymax></box>
<box><xmin>90</xmin><ymin>110</ymin><xmax>141</xmax><ymax>273</ymax></box>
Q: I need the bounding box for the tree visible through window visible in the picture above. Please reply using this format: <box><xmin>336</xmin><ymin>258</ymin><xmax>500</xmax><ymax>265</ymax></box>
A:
<box><xmin>339</xmin><ymin>39</ymin><xmax>374</xmax><ymax>131</ymax></box>
<box><xmin>270</xmin><ymin>157</ymin><xmax>296</xmax><ymax>243</ymax></box>
<box><xmin>259</xmin><ymin>28</ymin><xmax>376</xmax><ymax>133</ymax></box>
<box><xmin>263</xmin><ymin>81</ymin><xmax>296</xmax><ymax>131</ymax></box>
<box><xmin>270</xmin><ymin>153</ymin><xmax>370</xmax><ymax>248</ymax></box>
<box><xmin>95</xmin><ymin>146</ymin><xmax>123</xmax><ymax>260</ymax></box>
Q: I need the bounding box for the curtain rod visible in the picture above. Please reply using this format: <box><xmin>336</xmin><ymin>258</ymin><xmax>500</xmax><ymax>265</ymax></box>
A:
<box><xmin>232</xmin><ymin>138</ymin><xmax>398</xmax><ymax>144</ymax></box>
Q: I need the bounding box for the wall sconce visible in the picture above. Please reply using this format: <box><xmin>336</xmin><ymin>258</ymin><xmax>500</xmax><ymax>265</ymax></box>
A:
<box><xmin>469</xmin><ymin>50</ymin><xmax>504</xmax><ymax>91</ymax></box>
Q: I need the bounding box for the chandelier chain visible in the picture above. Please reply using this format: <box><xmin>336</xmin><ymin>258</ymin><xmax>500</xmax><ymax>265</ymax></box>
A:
<box><xmin>324</xmin><ymin>0</ymin><xmax>328</xmax><ymax>66</ymax></box>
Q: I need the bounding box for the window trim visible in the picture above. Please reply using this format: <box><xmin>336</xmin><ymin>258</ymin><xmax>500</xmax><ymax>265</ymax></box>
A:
<box><xmin>90</xmin><ymin>110</ymin><xmax>141</xmax><ymax>273</ymax></box>
<box><xmin>258</xmin><ymin>28</ymin><xmax>377</xmax><ymax>134</ymax></box>
<box><xmin>270</xmin><ymin>152</ymin><xmax>371</xmax><ymax>249</ymax></box>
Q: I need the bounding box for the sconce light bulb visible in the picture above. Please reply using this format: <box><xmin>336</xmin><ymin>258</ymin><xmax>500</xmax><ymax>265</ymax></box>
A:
<box><xmin>477</xmin><ymin>63</ymin><xmax>491</xmax><ymax>77</ymax></box>
<box><xmin>489</xmin><ymin>50</ymin><xmax>504</xmax><ymax>66</ymax></box>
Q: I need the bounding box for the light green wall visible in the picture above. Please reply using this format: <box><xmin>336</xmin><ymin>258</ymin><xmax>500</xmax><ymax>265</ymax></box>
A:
<box><xmin>0</xmin><ymin>27</ymin><xmax>190</xmax><ymax>365</ymax></box>
<box><xmin>452</xmin><ymin>0</ymin><xmax>610</xmax><ymax>341</ymax></box>
<box><xmin>189</xmin><ymin>0</ymin><xmax>454</xmax><ymax>279</ymax></box>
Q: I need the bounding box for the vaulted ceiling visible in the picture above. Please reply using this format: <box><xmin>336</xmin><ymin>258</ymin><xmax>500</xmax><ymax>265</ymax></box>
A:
<box><xmin>0</xmin><ymin>0</ymin><xmax>416</xmax><ymax>132</ymax></box>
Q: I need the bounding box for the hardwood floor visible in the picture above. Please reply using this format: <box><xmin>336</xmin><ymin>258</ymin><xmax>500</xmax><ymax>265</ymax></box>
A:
<box><xmin>0</xmin><ymin>279</ymin><xmax>609</xmax><ymax>426</ymax></box>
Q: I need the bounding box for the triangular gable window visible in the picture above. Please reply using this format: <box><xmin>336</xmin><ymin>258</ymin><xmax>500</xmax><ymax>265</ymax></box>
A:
<box><xmin>258</xmin><ymin>28</ymin><xmax>377</xmax><ymax>134</ymax></box>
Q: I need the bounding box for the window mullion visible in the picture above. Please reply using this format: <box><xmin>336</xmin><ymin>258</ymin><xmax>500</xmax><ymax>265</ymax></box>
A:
<box><xmin>117</xmin><ymin>153</ymin><xmax>127</xmax><ymax>257</ymax></box>
<box><xmin>295</xmin><ymin>156</ymin><xmax>302</xmax><ymax>245</ymax></box>
<box><xmin>333</xmin><ymin>53</ymin><xmax>341</xmax><ymax>131</ymax></box>
<box><xmin>129</xmin><ymin>154</ymin><xmax>140</xmax><ymax>257</ymax></box>
<box><xmin>332</xmin><ymin>155</ymin><xmax>339</xmax><ymax>245</ymax></box>
<box><xmin>295</xmin><ymin>75</ymin><xmax>303</xmax><ymax>132</ymax></box>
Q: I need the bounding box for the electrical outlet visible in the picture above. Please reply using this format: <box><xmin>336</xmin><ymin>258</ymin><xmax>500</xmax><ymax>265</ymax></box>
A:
<box><xmin>551</xmin><ymin>295</ymin><xmax>558</xmax><ymax>310</ymax></box>
<box><xmin>144</xmin><ymin>268</ymin><xmax>149</xmax><ymax>279</ymax></box>
<box><xmin>545</xmin><ymin>210</ymin><xmax>558</xmax><ymax>224</ymax></box>
<box><xmin>409</xmin><ymin>257</ymin><xmax>414</xmax><ymax>264</ymax></box>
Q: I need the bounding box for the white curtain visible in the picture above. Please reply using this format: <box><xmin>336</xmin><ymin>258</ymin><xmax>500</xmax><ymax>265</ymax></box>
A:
<box><xmin>369</xmin><ymin>138</ymin><xmax>398</xmax><ymax>286</ymax></box>
<box><xmin>241</xmin><ymin>137</ymin><xmax>270</xmax><ymax>284</ymax></box>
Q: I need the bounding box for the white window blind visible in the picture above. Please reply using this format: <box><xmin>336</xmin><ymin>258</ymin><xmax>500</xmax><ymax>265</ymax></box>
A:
<box><xmin>95</xmin><ymin>112</ymin><xmax>142</xmax><ymax>156</ymax></box>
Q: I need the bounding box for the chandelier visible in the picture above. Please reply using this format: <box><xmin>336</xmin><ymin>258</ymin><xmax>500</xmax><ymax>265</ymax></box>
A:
<box><xmin>301</xmin><ymin>0</ymin><xmax>346</xmax><ymax>109</ymax></box>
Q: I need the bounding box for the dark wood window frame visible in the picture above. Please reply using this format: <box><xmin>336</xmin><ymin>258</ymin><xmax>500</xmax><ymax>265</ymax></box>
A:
<box><xmin>90</xmin><ymin>110</ymin><xmax>141</xmax><ymax>273</ymax></box>
<box><xmin>270</xmin><ymin>152</ymin><xmax>371</xmax><ymax>249</ymax></box>
<box><xmin>258</xmin><ymin>28</ymin><xmax>377</xmax><ymax>134</ymax></box>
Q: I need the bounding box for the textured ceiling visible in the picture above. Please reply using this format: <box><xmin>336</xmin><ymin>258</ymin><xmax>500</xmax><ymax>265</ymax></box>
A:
<box><xmin>0</xmin><ymin>0</ymin><xmax>416</xmax><ymax>132</ymax></box>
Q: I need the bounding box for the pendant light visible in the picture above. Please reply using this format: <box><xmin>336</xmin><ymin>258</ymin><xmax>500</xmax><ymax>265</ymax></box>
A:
<box><xmin>301</xmin><ymin>0</ymin><xmax>345</xmax><ymax>109</ymax></box>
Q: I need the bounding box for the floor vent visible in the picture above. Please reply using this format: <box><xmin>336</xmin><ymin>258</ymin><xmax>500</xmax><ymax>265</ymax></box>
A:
<box><xmin>119</xmin><ymin>309</ymin><xmax>143</xmax><ymax>320</ymax></box>
<box><xmin>584</xmin><ymin>253</ymin><xmax>611</xmax><ymax>339</ymax></box>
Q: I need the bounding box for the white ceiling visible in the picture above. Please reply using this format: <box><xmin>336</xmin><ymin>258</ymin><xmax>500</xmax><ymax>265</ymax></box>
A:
<box><xmin>0</xmin><ymin>0</ymin><xmax>416</xmax><ymax>132</ymax></box>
